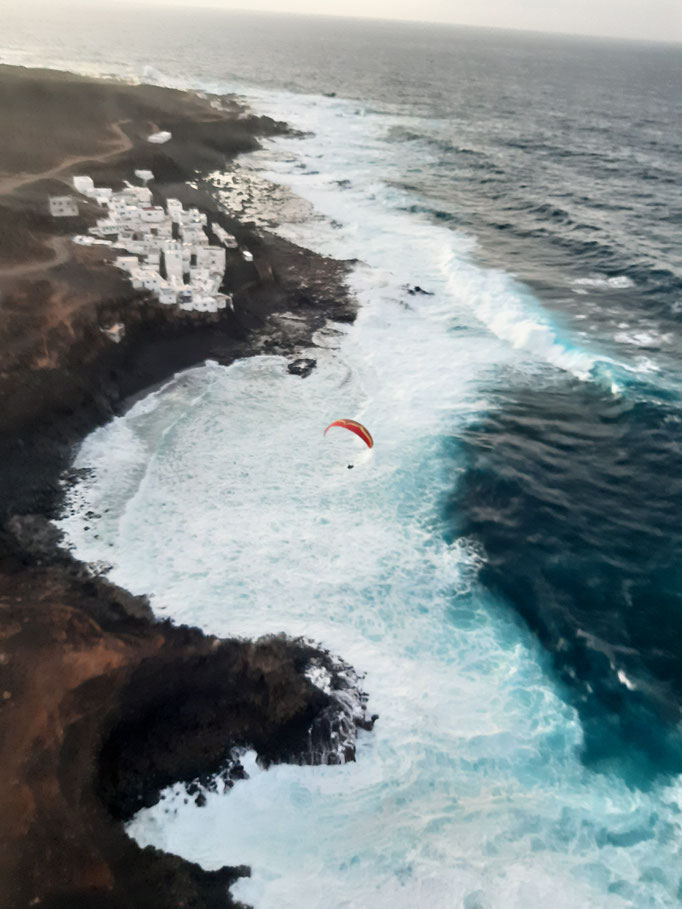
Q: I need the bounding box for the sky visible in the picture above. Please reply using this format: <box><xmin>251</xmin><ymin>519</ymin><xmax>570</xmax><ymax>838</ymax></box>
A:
<box><xmin>117</xmin><ymin>0</ymin><xmax>682</xmax><ymax>44</ymax></box>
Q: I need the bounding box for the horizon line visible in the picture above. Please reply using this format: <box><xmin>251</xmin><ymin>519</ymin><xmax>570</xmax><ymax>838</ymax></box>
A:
<box><xmin>103</xmin><ymin>0</ymin><xmax>682</xmax><ymax>48</ymax></box>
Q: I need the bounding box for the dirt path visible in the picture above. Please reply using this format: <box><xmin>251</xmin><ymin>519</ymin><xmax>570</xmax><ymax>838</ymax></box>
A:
<box><xmin>0</xmin><ymin>236</ymin><xmax>72</xmax><ymax>280</ymax></box>
<box><xmin>0</xmin><ymin>120</ymin><xmax>133</xmax><ymax>197</ymax></box>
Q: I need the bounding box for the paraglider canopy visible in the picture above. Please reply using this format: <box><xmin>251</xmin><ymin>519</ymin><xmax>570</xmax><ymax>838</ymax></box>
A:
<box><xmin>324</xmin><ymin>419</ymin><xmax>374</xmax><ymax>449</ymax></box>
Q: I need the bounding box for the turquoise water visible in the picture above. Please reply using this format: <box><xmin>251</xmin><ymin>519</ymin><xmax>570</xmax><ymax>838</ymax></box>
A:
<box><xmin>58</xmin><ymin>112</ymin><xmax>682</xmax><ymax>906</ymax></box>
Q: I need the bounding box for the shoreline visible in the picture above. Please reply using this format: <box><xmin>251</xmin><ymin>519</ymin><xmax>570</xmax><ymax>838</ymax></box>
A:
<box><xmin>0</xmin><ymin>64</ymin><xmax>371</xmax><ymax>908</ymax></box>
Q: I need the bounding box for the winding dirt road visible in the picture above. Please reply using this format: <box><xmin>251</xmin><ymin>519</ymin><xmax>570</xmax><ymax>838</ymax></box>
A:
<box><xmin>0</xmin><ymin>120</ymin><xmax>132</xmax><ymax>197</ymax></box>
<box><xmin>0</xmin><ymin>237</ymin><xmax>72</xmax><ymax>280</ymax></box>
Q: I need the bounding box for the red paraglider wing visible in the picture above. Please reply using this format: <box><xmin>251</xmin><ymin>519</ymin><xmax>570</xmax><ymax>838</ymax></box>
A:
<box><xmin>324</xmin><ymin>419</ymin><xmax>374</xmax><ymax>449</ymax></box>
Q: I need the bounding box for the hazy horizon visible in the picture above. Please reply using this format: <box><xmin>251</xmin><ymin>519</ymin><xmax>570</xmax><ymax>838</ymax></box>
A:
<box><xmin>34</xmin><ymin>0</ymin><xmax>682</xmax><ymax>46</ymax></box>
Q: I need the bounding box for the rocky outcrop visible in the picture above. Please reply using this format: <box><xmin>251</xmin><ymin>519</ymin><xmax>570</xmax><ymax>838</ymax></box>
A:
<box><xmin>0</xmin><ymin>557</ymin><xmax>373</xmax><ymax>909</ymax></box>
<box><xmin>0</xmin><ymin>65</ymin><xmax>366</xmax><ymax>909</ymax></box>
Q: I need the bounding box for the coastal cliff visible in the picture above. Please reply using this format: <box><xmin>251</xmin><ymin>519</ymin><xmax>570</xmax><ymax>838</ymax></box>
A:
<box><xmin>0</xmin><ymin>65</ymin><xmax>366</xmax><ymax>908</ymax></box>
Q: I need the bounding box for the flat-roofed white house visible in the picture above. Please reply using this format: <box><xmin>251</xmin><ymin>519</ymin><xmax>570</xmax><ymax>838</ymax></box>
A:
<box><xmin>94</xmin><ymin>188</ymin><xmax>113</xmax><ymax>205</ymax></box>
<box><xmin>49</xmin><ymin>196</ymin><xmax>79</xmax><ymax>217</ymax></box>
<box><xmin>72</xmin><ymin>176</ymin><xmax>95</xmax><ymax>195</ymax></box>
<box><xmin>121</xmin><ymin>184</ymin><xmax>153</xmax><ymax>204</ymax></box>
<box><xmin>94</xmin><ymin>218</ymin><xmax>118</xmax><ymax>236</ymax></box>
<box><xmin>140</xmin><ymin>206</ymin><xmax>166</xmax><ymax>224</ymax></box>
<box><xmin>118</xmin><ymin>210</ymin><xmax>142</xmax><ymax>229</ymax></box>
<box><xmin>127</xmin><ymin>240</ymin><xmax>147</xmax><ymax>255</ymax></box>
<box><xmin>182</xmin><ymin>226</ymin><xmax>209</xmax><ymax>246</ymax></box>
<box><xmin>189</xmin><ymin>266</ymin><xmax>211</xmax><ymax>283</ymax></box>
<box><xmin>141</xmin><ymin>236</ymin><xmax>163</xmax><ymax>254</ymax></box>
<box><xmin>164</xmin><ymin>249</ymin><xmax>184</xmax><ymax>283</ymax></box>
<box><xmin>114</xmin><ymin>255</ymin><xmax>140</xmax><ymax>272</ymax></box>
<box><xmin>166</xmin><ymin>199</ymin><xmax>183</xmax><ymax>223</ymax></box>
<box><xmin>147</xmin><ymin>130</ymin><xmax>172</xmax><ymax>144</ymax></box>
<box><xmin>131</xmin><ymin>267</ymin><xmax>163</xmax><ymax>292</ymax></box>
<box><xmin>110</xmin><ymin>197</ymin><xmax>143</xmax><ymax>222</ymax></box>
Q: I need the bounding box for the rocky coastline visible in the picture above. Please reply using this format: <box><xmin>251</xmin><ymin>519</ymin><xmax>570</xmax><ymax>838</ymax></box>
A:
<box><xmin>0</xmin><ymin>65</ymin><xmax>371</xmax><ymax>908</ymax></box>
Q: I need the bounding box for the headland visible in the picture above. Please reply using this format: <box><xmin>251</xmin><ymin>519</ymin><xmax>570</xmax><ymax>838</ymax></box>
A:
<box><xmin>0</xmin><ymin>64</ymin><xmax>370</xmax><ymax>909</ymax></box>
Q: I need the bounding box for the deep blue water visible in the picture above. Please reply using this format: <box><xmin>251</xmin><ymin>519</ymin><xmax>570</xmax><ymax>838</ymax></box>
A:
<box><xmin>451</xmin><ymin>383</ymin><xmax>682</xmax><ymax>782</ymax></box>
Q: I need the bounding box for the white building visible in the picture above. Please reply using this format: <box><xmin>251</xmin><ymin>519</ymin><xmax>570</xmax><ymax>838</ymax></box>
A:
<box><xmin>94</xmin><ymin>188</ymin><xmax>113</xmax><ymax>205</ymax></box>
<box><xmin>135</xmin><ymin>169</ymin><xmax>155</xmax><ymax>184</ymax></box>
<box><xmin>189</xmin><ymin>265</ymin><xmax>211</xmax><ymax>283</ymax></box>
<box><xmin>140</xmin><ymin>206</ymin><xmax>166</xmax><ymax>224</ymax></box>
<box><xmin>147</xmin><ymin>130</ymin><xmax>172</xmax><ymax>144</ymax></box>
<box><xmin>182</xmin><ymin>225</ymin><xmax>209</xmax><ymax>246</ymax></box>
<box><xmin>159</xmin><ymin>288</ymin><xmax>177</xmax><ymax>305</ymax></box>
<box><xmin>114</xmin><ymin>255</ymin><xmax>139</xmax><ymax>272</ymax></box>
<box><xmin>154</xmin><ymin>220</ymin><xmax>173</xmax><ymax>239</ymax></box>
<box><xmin>75</xmin><ymin>172</ymin><xmax>228</xmax><ymax>313</ymax></box>
<box><xmin>114</xmin><ymin>186</ymin><xmax>153</xmax><ymax>206</ymax></box>
<box><xmin>49</xmin><ymin>196</ymin><xmax>79</xmax><ymax>217</ymax></box>
<box><xmin>72</xmin><ymin>176</ymin><xmax>95</xmax><ymax>195</ymax></box>
<box><xmin>109</xmin><ymin>197</ymin><xmax>140</xmax><ymax>220</ymax></box>
<box><xmin>164</xmin><ymin>249</ymin><xmax>184</xmax><ymax>283</ymax></box>
<box><xmin>73</xmin><ymin>235</ymin><xmax>112</xmax><ymax>247</ymax></box>
<box><xmin>94</xmin><ymin>218</ymin><xmax>118</xmax><ymax>236</ymax></box>
<box><xmin>122</xmin><ymin>239</ymin><xmax>146</xmax><ymax>255</ymax></box>
<box><xmin>131</xmin><ymin>267</ymin><xmax>163</xmax><ymax>292</ymax></box>
<box><xmin>166</xmin><ymin>199</ymin><xmax>183</xmax><ymax>223</ymax></box>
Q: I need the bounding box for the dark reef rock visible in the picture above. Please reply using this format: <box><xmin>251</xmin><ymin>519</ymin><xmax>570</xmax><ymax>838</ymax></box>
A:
<box><xmin>287</xmin><ymin>357</ymin><xmax>317</xmax><ymax>378</ymax></box>
<box><xmin>0</xmin><ymin>561</ymin><xmax>373</xmax><ymax>909</ymax></box>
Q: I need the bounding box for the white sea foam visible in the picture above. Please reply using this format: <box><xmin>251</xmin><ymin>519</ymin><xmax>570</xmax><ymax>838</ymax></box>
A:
<box><xmin>571</xmin><ymin>275</ymin><xmax>635</xmax><ymax>290</ymax></box>
<box><xmin>225</xmin><ymin>88</ymin><xmax>614</xmax><ymax>385</ymax></box>
<box><xmin>52</xmin><ymin>70</ymin><xmax>682</xmax><ymax>909</ymax></box>
<box><xmin>59</xmin><ymin>227</ymin><xmax>681</xmax><ymax>909</ymax></box>
<box><xmin>60</xmin><ymin>340</ymin><xmax>682</xmax><ymax>908</ymax></box>
<box><xmin>613</xmin><ymin>329</ymin><xmax>671</xmax><ymax>348</ymax></box>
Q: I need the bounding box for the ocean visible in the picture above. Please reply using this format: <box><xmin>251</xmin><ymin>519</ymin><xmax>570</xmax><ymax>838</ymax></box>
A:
<box><xmin>5</xmin><ymin>6</ymin><xmax>682</xmax><ymax>906</ymax></box>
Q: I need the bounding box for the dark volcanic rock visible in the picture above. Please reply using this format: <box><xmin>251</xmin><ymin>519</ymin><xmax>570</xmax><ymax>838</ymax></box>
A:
<box><xmin>0</xmin><ymin>563</ymin><xmax>372</xmax><ymax>908</ymax></box>
<box><xmin>0</xmin><ymin>65</ymin><xmax>365</xmax><ymax>909</ymax></box>
<box><xmin>6</xmin><ymin>513</ymin><xmax>63</xmax><ymax>561</ymax></box>
<box><xmin>287</xmin><ymin>357</ymin><xmax>317</xmax><ymax>378</ymax></box>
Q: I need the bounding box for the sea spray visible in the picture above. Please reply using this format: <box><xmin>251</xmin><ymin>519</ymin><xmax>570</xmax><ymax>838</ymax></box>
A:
<box><xmin>58</xmin><ymin>321</ymin><xmax>682</xmax><ymax>908</ymax></box>
<box><xmin>45</xmin><ymin>24</ymin><xmax>682</xmax><ymax>908</ymax></box>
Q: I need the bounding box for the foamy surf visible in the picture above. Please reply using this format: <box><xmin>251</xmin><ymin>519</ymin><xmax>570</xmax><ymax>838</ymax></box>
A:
<box><xmin>221</xmin><ymin>86</ymin><xmax>622</xmax><ymax>386</ymax></box>
<box><xmin>50</xmin><ymin>55</ymin><xmax>682</xmax><ymax>909</ymax></box>
<box><xmin>58</xmin><ymin>242</ymin><xmax>681</xmax><ymax>909</ymax></box>
<box><xmin>59</xmin><ymin>343</ymin><xmax>682</xmax><ymax>908</ymax></box>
